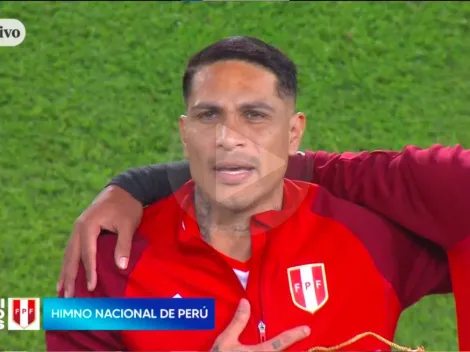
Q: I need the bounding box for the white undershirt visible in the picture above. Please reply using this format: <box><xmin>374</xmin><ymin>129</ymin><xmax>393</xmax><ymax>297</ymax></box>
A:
<box><xmin>233</xmin><ymin>268</ymin><xmax>249</xmax><ymax>289</ymax></box>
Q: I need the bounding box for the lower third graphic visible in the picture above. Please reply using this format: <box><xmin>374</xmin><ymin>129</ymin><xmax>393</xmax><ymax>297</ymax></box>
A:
<box><xmin>8</xmin><ymin>298</ymin><xmax>41</xmax><ymax>330</ymax></box>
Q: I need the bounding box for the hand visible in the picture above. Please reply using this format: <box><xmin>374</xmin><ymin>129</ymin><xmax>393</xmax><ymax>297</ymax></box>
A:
<box><xmin>211</xmin><ymin>299</ymin><xmax>310</xmax><ymax>351</ymax></box>
<box><xmin>57</xmin><ymin>186</ymin><xmax>143</xmax><ymax>297</ymax></box>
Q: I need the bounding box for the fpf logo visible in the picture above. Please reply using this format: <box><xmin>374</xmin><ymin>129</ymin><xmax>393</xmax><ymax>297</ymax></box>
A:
<box><xmin>0</xmin><ymin>19</ymin><xmax>26</xmax><ymax>47</ymax></box>
<box><xmin>7</xmin><ymin>298</ymin><xmax>41</xmax><ymax>330</ymax></box>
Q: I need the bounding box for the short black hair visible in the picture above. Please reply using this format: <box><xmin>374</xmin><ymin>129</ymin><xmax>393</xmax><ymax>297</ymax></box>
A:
<box><xmin>182</xmin><ymin>36</ymin><xmax>297</xmax><ymax>103</ymax></box>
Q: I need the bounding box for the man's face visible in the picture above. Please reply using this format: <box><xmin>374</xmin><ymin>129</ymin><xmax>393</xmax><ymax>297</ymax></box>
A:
<box><xmin>180</xmin><ymin>60</ymin><xmax>305</xmax><ymax>212</ymax></box>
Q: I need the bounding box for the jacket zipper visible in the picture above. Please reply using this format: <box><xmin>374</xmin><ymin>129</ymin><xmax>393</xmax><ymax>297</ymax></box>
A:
<box><xmin>197</xmin><ymin>241</ymin><xmax>262</xmax><ymax>336</ymax></box>
<box><xmin>258</xmin><ymin>321</ymin><xmax>266</xmax><ymax>342</ymax></box>
<box><xmin>257</xmin><ymin>246</ymin><xmax>268</xmax><ymax>343</ymax></box>
<box><xmin>194</xmin><ymin>236</ymin><xmax>268</xmax><ymax>343</ymax></box>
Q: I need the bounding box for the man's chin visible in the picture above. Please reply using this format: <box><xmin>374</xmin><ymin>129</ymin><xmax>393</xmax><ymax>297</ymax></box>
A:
<box><xmin>212</xmin><ymin>184</ymin><xmax>258</xmax><ymax>209</ymax></box>
<box><xmin>214</xmin><ymin>178</ymin><xmax>259</xmax><ymax>198</ymax></box>
<box><xmin>213</xmin><ymin>195</ymin><xmax>254</xmax><ymax>213</ymax></box>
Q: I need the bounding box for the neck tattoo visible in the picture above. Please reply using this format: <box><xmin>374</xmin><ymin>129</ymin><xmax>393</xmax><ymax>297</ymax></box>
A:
<box><xmin>194</xmin><ymin>187</ymin><xmax>251</xmax><ymax>243</ymax></box>
<box><xmin>195</xmin><ymin>187</ymin><xmax>212</xmax><ymax>243</ymax></box>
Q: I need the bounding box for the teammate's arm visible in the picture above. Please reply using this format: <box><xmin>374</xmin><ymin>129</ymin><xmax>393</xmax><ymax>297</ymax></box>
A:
<box><xmin>308</xmin><ymin>145</ymin><xmax>469</xmax><ymax>248</ymax></box>
<box><xmin>109</xmin><ymin>161</ymin><xmax>191</xmax><ymax>206</ymax></box>
<box><xmin>107</xmin><ymin>154</ymin><xmax>314</xmax><ymax>207</ymax></box>
<box><xmin>306</xmin><ymin>144</ymin><xmax>470</xmax><ymax>351</ymax></box>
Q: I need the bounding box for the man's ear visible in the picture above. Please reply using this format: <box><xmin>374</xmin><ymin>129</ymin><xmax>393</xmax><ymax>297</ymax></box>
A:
<box><xmin>288</xmin><ymin>112</ymin><xmax>306</xmax><ymax>156</ymax></box>
<box><xmin>179</xmin><ymin>115</ymin><xmax>189</xmax><ymax>159</ymax></box>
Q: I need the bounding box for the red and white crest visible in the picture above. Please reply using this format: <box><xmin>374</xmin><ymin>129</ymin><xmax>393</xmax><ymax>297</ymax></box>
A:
<box><xmin>8</xmin><ymin>298</ymin><xmax>40</xmax><ymax>330</ymax></box>
<box><xmin>287</xmin><ymin>263</ymin><xmax>328</xmax><ymax>314</ymax></box>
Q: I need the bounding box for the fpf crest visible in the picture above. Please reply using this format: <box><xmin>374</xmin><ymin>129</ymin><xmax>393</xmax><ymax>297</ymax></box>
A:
<box><xmin>287</xmin><ymin>263</ymin><xmax>328</xmax><ymax>314</ymax></box>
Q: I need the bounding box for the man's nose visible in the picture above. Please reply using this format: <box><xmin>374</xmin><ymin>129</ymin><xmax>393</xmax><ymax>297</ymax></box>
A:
<box><xmin>216</xmin><ymin>116</ymin><xmax>248</xmax><ymax>150</ymax></box>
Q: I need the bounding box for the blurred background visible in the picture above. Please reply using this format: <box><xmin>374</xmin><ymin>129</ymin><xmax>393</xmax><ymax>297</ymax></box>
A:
<box><xmin>1</xmin><ymin>1</ymin><xmax>469</xmax><ymax>350</ymax></box>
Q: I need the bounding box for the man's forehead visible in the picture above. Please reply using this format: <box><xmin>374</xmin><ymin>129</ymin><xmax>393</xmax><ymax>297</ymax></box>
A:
<box><xmin>189</xmin><ymin>62</ymin><xmax>279</xmax><ymax>104</ymax></box>
<box><xmin>193</xmin><ymin>61</ymin><xmax>277</xmax><ymax>90</ymax></box>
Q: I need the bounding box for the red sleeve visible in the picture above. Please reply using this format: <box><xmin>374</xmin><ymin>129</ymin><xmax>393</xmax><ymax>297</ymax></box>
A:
<box><xmin>285</xmin><ymin>152</ymin><xmax>316</xmax><ymax>182</ymax></box>
<box><xmin>308</xmin><ymin>145</ymin><xmax>470</xmax><ymax>248</ymax></box>
<box><xmin>45</xmin><ymin>234</ymin><xmax>130</xmax><ymax>351</ymax></box>
<box><xmin>298</xmin><ymin>145</ymin><xmax>470</xmax><ymax>351</ymax></box>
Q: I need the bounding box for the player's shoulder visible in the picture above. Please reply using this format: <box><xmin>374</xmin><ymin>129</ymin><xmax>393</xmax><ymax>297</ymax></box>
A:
<box><xmin>92</xmin><ymin>231</ymin><xmax>149</xmax><ymax>296</ymax></box>
<box><xmin>66</xmin><ymin>231</ymin><xmax>151</xmax><ymax>299</ymax></box>
<box><xmin>137</xmin><ymin>181</ymin><xmax>194</xmax><ymax>237</ymax></box>
<box><xmin>284</xmin><ymin>178</ymin><xmax>321</xmax><ymax>204</ymax></box>
<box><xmin>96</xmin><ymin>230</ymin><xmax>148</xmax><ymax>256</ymax></box>
<box><xmin>285</xmin><ymin>178</ymin><xmax>319</xmax><ymax>191</ymax></box>
<box><xmin>302</xmin><ymin>179</ymin><xmax>399</xmax><ymax>238</ymax></box>
<box><xmin>95</xmin><ymin>231</ymin><xmax>149</xmax><ymax>290</ymax></box>
<box><xmin>306</xmin><ymin>181</ymin><xmax>417</xmax><ymax>250</ymax></box>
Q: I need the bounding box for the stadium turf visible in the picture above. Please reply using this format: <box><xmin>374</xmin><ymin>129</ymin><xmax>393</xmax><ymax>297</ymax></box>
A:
<box><xmin>1</xmin><ymin>1</ymin><xmax>469</xmax><ymax>350</ymax></box>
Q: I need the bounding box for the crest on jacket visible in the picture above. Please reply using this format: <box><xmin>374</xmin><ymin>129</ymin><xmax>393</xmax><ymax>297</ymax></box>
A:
<box><xmin>287</xmin><ymin>263</ymin><xmax>328</xmax><ymax>313</ymax></box>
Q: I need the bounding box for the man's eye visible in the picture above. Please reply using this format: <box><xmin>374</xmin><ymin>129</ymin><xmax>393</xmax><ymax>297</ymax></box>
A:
<box><xmin>198</xmin><ymin>111</ymin><xmax>218</xmax><ymax>120</ymax></box>
<box><xmin>245</xmin><ymin>111</ymin><xmax>265</xmax><ymax>120</ymax></box>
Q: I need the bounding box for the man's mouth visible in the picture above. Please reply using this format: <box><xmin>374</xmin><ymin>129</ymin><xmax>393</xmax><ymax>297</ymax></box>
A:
<box><xmin>215</xmin><ymin>166</ymin><xmax>255</xmax><ymax>173</ymax></box>
<box><xmin>213</xmin><ymin>163</ymin><xmax>256</xmax><ymax>184</ymax></box>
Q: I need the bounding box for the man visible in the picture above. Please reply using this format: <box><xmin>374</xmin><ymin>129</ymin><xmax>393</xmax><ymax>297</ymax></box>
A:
<box><xmin>49</xmin><ymin>36</ymin><xmax>453</xmax><ymax>351</ymax></box>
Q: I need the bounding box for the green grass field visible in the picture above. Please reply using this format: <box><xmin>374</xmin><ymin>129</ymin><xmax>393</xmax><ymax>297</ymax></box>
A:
<box><xmin>1</xmin><ymin>1</ymin><xmax>469</xmax><ymax>350</ymax></box>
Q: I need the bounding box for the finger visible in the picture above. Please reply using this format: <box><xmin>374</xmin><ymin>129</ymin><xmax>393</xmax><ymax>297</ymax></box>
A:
<box><xmin>56</xmin><ymin>239</ymin><xmax>72</xmax><ymax>293</ymax></box>
<box><xmin>79</xmin><ymin>222</ymin><xmax>101</xmax><ymax>291</ymax></box>
<box><xmin>56</xmin><ymin>236</ymin><xmax>75</xmax><ymax>293</ymax></box>
<box><xmin>220</xmin><ymin>299</ymin><xmax>251</xmax><ymax>339</ymax></box>
<box><xmin>255</xmin><ymin>325</ymin><xmax>310</xmax><ymax>351</ymax></box>
<box><xmin>56</xmin><ymin>270</ymin><xmax>64</xmax><ymax>293</ymax></box>
<box><xmin>63</xmin><ymin>230</ymin><xmax>81</xmax><ymax>298</ymax></box>
<box><xmin>114</xmin><ymin>224</ymin><xmax>134</xmax><ymax>270</ymax></box>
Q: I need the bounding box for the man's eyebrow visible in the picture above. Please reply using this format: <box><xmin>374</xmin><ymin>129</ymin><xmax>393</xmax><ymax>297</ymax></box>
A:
<box><xmin>190</xmin><ymin>102</ymin><xmax>221</xmax><ymax>111</ymax></box>
<box><xmin>189</xmin><ymin>101</ymin><xmax>275</xmax><ymax>112</ymax></box>
<box><xmin>239</xmin><ymin>102</ymin><xmax>275</xmax><ymax>112</ymax></box>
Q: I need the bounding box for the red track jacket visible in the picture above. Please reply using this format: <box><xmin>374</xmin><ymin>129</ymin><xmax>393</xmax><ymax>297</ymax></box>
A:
<box><xmin>46</xmin><ymin>172</ymin><xmax>452</xmax><ymax>350</ymax></box>
<box><xmin>287</xmin><ymin>144</ymin><xmax>470</xmax><ymax>350</ymax></box>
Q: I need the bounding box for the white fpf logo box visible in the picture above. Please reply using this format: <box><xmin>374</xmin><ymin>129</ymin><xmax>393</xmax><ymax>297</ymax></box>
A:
<box><xmin>8</xmin><ymin>298</ymin><xmax>40</xmax><ymax>330</ymax></box>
